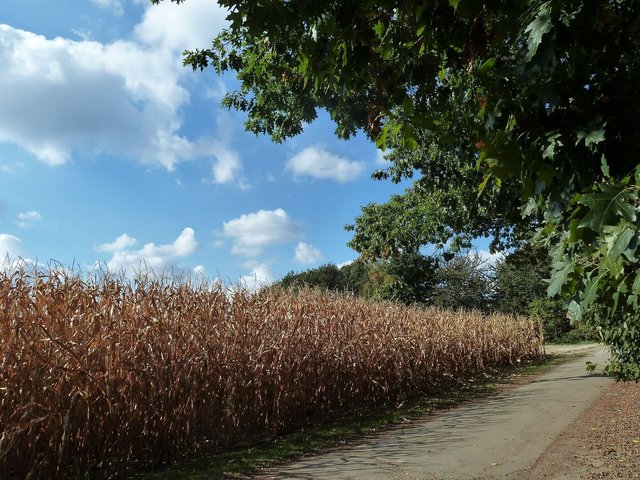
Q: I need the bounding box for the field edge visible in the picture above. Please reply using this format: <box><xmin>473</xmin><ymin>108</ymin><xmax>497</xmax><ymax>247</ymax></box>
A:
<box><xmin>134</xmin><ymin>349</ymin><xmax>592</xmax><ymax>480</ymax></box>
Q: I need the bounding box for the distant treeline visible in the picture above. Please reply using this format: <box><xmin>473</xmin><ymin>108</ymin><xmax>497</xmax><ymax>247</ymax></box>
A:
<box><xmin>276</xmin><ymin>245</ymin><xmax>598</xmax><ymax>343</ymax></box>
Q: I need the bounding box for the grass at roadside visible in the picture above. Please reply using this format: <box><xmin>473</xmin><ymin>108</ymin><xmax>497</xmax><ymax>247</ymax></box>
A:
<box><xmin>134</xmin><ymin>351</ymin><xmax>589</xmax><ymax>480</ymax></box>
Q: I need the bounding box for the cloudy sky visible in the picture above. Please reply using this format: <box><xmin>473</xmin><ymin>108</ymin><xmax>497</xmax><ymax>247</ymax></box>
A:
<box><xmin>0</xmin><ymin>0</ymin><xmax>412</xmax><ymax>287</ymax></box>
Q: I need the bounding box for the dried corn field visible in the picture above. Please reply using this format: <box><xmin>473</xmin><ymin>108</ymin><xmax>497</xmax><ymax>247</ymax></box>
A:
<box><xmin>0</xmin><ymin>266</ymin><xmax>542</xmax><ymax>479</ymax></box>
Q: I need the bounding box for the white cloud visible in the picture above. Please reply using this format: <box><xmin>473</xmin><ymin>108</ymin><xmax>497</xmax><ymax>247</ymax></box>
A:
<box><xmin>17</xmin><ymin>210</ymin><xmax>42</xmax><ymax>221</ymax></box>
<box><xmin>239</xmin><ymin>263</ymin><xmax>274</xmax><ymax>292</ymax></box>
<box><xmin>223</xmin><ymin>208</ymin><xmax>299</xmax><ymax>257</ymax></box>
<box><xmin>211</xmin><ymin>144</ymin><xmax>242</xmax><ymax>184</ymax></box>
<box><xmin>0</xmin><ymin>25</ymin><xmax>182</xmax><ymax>168</ymax></box>
<box><xmin>204</xmin><ymin>79</ymin><xmax>228</xmax><ymax>102</ymax></box>
<box><xmin>0</xmin><ymin>233</ymin><xmax>33</xmax><ymax>272</ymax></box>
<box><xmin>99</xmin><ymin>227</ymin><xmax>199</xmax><ymax>272</ymax></box>
<box><xmin>473</xmin><ymin>249</ymin><xmax>504</xmax><ymax>267</ymax></box>
<box><xmin>337</xmin><ymin>259</ymin><xmax>354</xmax><ymax>269</ymax></box>
<box><xmin>134</xmin><ymin>0</ymin><xmax>228</xmax><ymax>53</ymax></box>
<box><xmin>16</xmin><ymin>210</ymin><xmax>42</xmax><ymax>228</ymax></box>
<box><xmin>294</xmin><ymin>241</ymin><xmax>323</xmax><ymax>264</ymax></box>
<box><xmin>0</xmin><ymin>233</ymin><xmax>26</xmax><ymax>260</ymax></box>
<box><xmin>0</xmin><ymin>161</ymin><xmax>24</xmax><ymax>174</ymax></box>
<box><xmin>0</xmin><ymin>2</ymin><xmax>236</xmax><ymax>178</ymax></box>
<box><xmin>206</xmin><ymin>112</ymin><xmax>244</xmax><ymax>185</ymax></box>
<box><xmin>287</xmin><ymin>146</ymin><xmax>364</xmax><ymax>183</ymax></box>
<box><xmin>193</xmin><ymin>264</ymin><xmax>207</xmax><ymax>277</ymax></box>
<box><xmin>95</xmin><ymin>233</ymin><xmax>137</xmax><ymax>253</ymax></box>
<box><xmin>375</xmin><ymin>149</ymin><xmax>392</xmax><ymax>165</ymax></box>
<box><xmin>91</xmin><ymin>0</ymin><xmax>124</xmax><ymax>16</ymax></box>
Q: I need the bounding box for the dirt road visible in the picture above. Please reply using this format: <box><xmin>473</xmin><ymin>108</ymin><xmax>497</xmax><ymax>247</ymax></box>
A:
<box><xmin>260</xmin><ymin>345</ymin><xmax>611</xmax><ymax>480</ymax></box>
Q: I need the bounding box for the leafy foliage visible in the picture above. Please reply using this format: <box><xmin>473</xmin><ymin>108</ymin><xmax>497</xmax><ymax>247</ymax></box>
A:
<box><xmin>276</xmin><ymin>253</ymin><xmax>439</xmax><ymax>305</ymax></box>
<box><xmin>279</xmin><ymin>263</ymin><xmax>349</xmax><ymax>292</ymax></box>
<box><xmin>366</xmin><ymin>252</ymin><xmax>440</xmax><ymax>304</ymax></box>
<box><xmin>544</xmin><ymin>173</ymin><xmax>640</xmax><ymax>378</ymax></box>
<box><xmin>432</xmin><ymin>254</ymin><xmax>492</xmax><ymax>312</ymax></box>
<box><xmin>494</xmin><ymin>244</ymin><xmax>597</xmax><ymax>343</ymax></box>
<box><xmin>347</xmin><ymin>138</ymin><xmax>529</xmax><ymax>257</ymax></box>
<box><xmin>493</xmin><ymin>245</ymin><xmax>550</xmax><ymax>316</ymax></box>
<box><xmin>154</xmin><ymin>0</ymin><xmax>640</xmax><ymax>378</ymax></box>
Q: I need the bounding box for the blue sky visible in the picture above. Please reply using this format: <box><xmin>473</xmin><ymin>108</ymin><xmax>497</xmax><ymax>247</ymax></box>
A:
<box><xmin>0</xmin><ymin>0</ymin><xmax>417</xmax><ymax>287</ymax></box>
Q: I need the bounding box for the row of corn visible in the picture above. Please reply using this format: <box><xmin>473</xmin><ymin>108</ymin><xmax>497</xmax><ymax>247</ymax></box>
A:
<box><xmin>0</xmin><ymin>266</ymin><xmax>542</xmax><ymax>478</ymax></box>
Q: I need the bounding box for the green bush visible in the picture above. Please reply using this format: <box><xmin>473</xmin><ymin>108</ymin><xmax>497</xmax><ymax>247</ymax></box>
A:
<box><xmin>528</xmin><ymin>298</ymin><xmax>599</xmax><ymax>344</ymax></box>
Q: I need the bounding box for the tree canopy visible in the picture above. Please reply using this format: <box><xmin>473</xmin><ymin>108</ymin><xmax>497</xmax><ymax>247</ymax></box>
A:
<box><xmin>154</xmin><ymin>0</ymin><xmax>640</xmax><ymax>379</ymax></box>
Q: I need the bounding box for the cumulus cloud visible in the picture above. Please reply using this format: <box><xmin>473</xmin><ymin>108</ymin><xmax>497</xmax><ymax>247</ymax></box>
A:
<box><xmin>294</xmin><ymin>241</ymin><xmax>323</xmax><ymax>264</ymax></box>
<box><xmin>0</xmin><ymin>24</ymin><xmax>183</xmax><ymax>168</ymax></box>
<box><xmin>0</xmin><ymin>1</ymin><xmax>241</xmax><ymax>181</ymax></box>
<box><xmin>134</xmin><ymin>0</ymin><xmax>227</xmax><ymax>53</ymax></box>
<box><xmin>95</xmin><ymin>233</ymin><xmax>137</xmax><ymax>253</ymax></box>
<box><xmin>16</xmin><ymin>210</ymin><xmax>42</xmax><ymax>228</ymax></box>
<box><xmin>239</xmin><ymin>263</ymin><xmax>274</xmax><ymax>292</ymax></box>
<box><xmin>193</xmin><ymin>264</ymin><xmax>207</xmax><ymax>277</ymax></box>
<box><xmin>91</xmin><ymin>0</ymin><xmax>124</xmax><ymax>16</ymax></box>
<box><xmin>0</xmin><ymin>233</ymin><xmax>33</xmax><ymax>271</ymax></box>
<box><xmin>223</xmin><ymin>208</ymin><xmax>299</xmax><ymax>257</ymax></box>
<box><xmin>287</xmin><ymin>146</ymin><xmax>364</xmax><ymax>183</ymax></box>
<box><xmin>98</xmin><ymin>227</ymin><xmax>199</xmax><ymax>272</ymax></box>
<box><xmin>0</xmin><ymin>233</ymin><xmax>26</xmax><ymax>260</ymax></box>
<box><xmin>211</xmin><ymin>144</ymin><xmax>242</xmax><ymax>184</ymax></box>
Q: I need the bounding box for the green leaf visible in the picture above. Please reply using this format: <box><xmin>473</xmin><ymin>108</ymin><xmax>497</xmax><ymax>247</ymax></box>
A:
<box><xmin>298</xmin><ymin>51</ymin><xmax>309</xmax><ymax>70</ymax></box>
<box><xmin>567</xmin><ymin>300</ymin><xmax>582</xmax><ymax>323</ymax></box>
<box><xmin>524</xmin><ymin>4</ymin><xmax>552</xmax><ymax>62</ymax></box>
<box><xmin>547</xmin><ymin>261</ymin><xmax>575</xmax><ymax>297</ymax></box>
<box><xmin>478</xmin><ymin>58</ymin><xmax>496</xmax><ymax>73</ymax></box>
<box><xmin>402</xmin><ymin>123</ymin><xmax>418</xmax><ymax>149</ymax></box>
<box><xmin>568</xmin><ymin>217</ymin><xmax>583</xmax><ymax>243</ymax></box>
<box><xmin>542</xmin><ymin>132</ymin><xmax>562</xmax><ymax>160</ymax></box>
<box><xmin>576</xmin><ymin>122</ymin><xmax>606</xmax><ymax>149</ymax></box>
<box><xmin>604</xmin><ymin>224</ymin><xmax>636</xmax><ymax>266</ymax></box>
<box><xmin>600</xmin><ymin>155</ymin><xmax>610</xmax><ymax>177</ymax></box>
<box><xmin>623</xmin><ymin>232</ymin><xmax>638</xmax><ymax>262</ymax></box>
<box><xmin>373</xmin><ymin>21</ymin><xmax>385</xmax><ymax>39</ymax></box>
<box><xmin>375</xmin><ymin>124</ymin><xmax>390</xmax><ymax>150</ymax></box>
<box><xmin>380</xmin><ymin>44</ymin><xmax>393</xmax><ymax>60</ymax></box>
<box><xmin>627</xmin><ymin>271</ymin><xmax>640</xmax><ymax>309</ymax></box>
<box><xmin>409</xmin><ymin>114</ymin><xmax>437</xmax><ymax>129</ymax></box>
<box><xmin>449</xmin><ymin>0</ymin><xmax>460</xmax><ymax>11</ymax></box>
<box><xmin>577</xmin><ymin>185</ymin><xmax>637</xmax><ymax>231</ymax></box>
<box><xmin>610</xmin><ymin>278</ymin><xmax>628</xmax><ymax>317</ymax></box>
<box><xmin>477</xmin><ymin>173</ymin><xmax>493</xmax><ymax>197</ymax></box>
<box><xmin>582</xmin><ymin>273</ymin><xmax>603</xmax><ymax>309</ymax></box>
<box><xmin>521</xmin><ymin>197</ymin><xmax>538</xmax><ymax>218</ymax></box>
<box><xmin>402</xmin><ymin>97</ymin><xmax>415</xmax><ymax>116</ymax></box>
<box><xmin>633</xmin><ymin>271</ymin><xmax>640</xmax><ymax>295</ymax></box>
